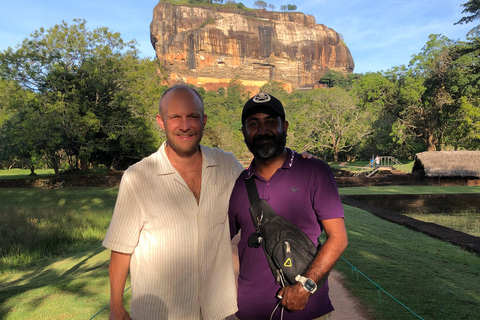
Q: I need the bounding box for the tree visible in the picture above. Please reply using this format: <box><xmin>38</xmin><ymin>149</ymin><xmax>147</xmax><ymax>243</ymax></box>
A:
<box><xmin>202</xmin><ymin>78</ymin><xmax>249</xmax><ymax>156</ymax></box>
<box><xmin>406</xmin><ymin>34</ymin><xmax>464</xmax><ymax>151</ymax></box>
<box><xmin>455</xmin><ymin>0</ymin><xmax>480</xmax><ymax>36</ymax></box>
<box><xmin>280</xmin><ymin>5</ymin><xmax>287</xmax><ymax>12</ymax></box>
<box><xmin>319</xmin><ymin>70</ymin><xmax>361</xmax><ymax>90</ymax></box>
<box><xmin>0</xmin><ymin>19</ymin><xmax>159</xmax><ymax>173</ymax></box>
<box><xmin>287</xmin><ymin>4</ymin><xmax>297</xmax><ymax>11</ymax></box>
<box><xmin>268</xmin><ymin>4</ymin><xmax>275</xmax><ymax>11</ymax></box>
<box><xmin>254</xmin><ymin>1</ymin><xmax>267</xmax><ymax>9</ymax></box>
<box><xmin>294</xmin><ymin>88</ymin><xmax>373</xmax><ymax>162</ymax></box>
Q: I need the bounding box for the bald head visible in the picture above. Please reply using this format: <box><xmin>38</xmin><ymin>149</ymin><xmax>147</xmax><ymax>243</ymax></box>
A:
<box><xmin>159</xmin><ymin>85</ymin><xmax>204</xmax><ymax>119</ymax></box>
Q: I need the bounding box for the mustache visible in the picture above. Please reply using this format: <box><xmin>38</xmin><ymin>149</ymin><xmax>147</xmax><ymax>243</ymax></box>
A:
<box><xmin>253</xmin><ymin>134</ymin><xmax>276</xmax><ymax>142</ymax></box>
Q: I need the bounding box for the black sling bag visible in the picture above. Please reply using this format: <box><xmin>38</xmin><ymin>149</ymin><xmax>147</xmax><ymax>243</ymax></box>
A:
<box><xmin>245</xmin><ymin>177</ymin><xmax>326</xmax><ymax>287</ymax></box>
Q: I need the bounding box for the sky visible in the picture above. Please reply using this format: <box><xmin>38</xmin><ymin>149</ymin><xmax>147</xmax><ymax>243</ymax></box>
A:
<box><xmin>0</xmin><ymin>0</ymin><xmax>473</xmax><ymax>74</ymax></box>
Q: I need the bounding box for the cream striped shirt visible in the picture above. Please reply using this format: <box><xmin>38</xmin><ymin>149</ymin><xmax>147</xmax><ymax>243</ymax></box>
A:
<box><xmin>103</xmin><ymin>142</ymin><xmax>244</xmax><ymax>320</ymax></box>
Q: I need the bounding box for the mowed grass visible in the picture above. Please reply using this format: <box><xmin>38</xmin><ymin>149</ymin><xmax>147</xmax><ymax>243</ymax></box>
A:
<box><xmin>1</xmin><ymin>186</ymin><xmax>479</xmax><ymax>319</ymax></box>
<box><xmin>339</xmin><ymin>185</ymin><xmax>480</xmax><ymax>195</ymax></box>
<box><xmin>405</xmin><ymin>210</ymin><xmax>480</xmax><ymax>237</ymax></box>
<box><xmin>0</xmin><ymin>187</ymin><xmax>126</xmax><ymax>320</ymax></box>
<box><xmin>0</xmin><ymin>168</ymin><xmax>58</xmax><ymax>180</ymax></box>
<box><xmin>339</xmin><ymin>185</ymin><xmax>480</xmax><ymax>237</ymax></box>
<box><xmin>333</xmin><ymin>205</ymin><xmax>480</xmax><ymax>320</ymax></box>
<box><xmin>0</xmin><ymin>187</ymin><xmax>118</xmax><ymax>270</ymax></box>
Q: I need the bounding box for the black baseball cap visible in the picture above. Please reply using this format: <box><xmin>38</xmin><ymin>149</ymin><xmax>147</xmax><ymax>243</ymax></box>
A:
<box><xmin>242</xmin><ymin>92</ymin><xmax>285</xmax><ymax>124</ymax></box>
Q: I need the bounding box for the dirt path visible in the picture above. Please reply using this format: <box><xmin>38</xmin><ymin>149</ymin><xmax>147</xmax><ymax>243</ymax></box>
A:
<box><xmin>230</xmin><ymin>235</ymin><xmax>370</xmax><ymax>320</ymax></box>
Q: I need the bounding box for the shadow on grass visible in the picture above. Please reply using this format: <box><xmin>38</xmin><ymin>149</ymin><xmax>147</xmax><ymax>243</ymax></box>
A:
<box><xmin>0</xmin><ymin>246</ymin><xmax>108</xmax><ymax>319</ymax></box>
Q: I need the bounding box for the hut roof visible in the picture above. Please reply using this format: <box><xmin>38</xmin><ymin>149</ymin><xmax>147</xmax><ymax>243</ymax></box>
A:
<box><xmin>415</xmin><ymin>151</ymin><xmax>480</xmax><ymax>178</ymax></box>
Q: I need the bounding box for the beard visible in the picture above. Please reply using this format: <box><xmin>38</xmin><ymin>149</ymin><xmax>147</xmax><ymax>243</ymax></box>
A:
<box><xmin>245</xmin><ymin>130</ymin><xmax>287</xmax><ymax>161</ymax></box>
<box><xmin>166</xmin><ymin>129</ymin><xmax>203</xmax><ymax>157</ymax></box>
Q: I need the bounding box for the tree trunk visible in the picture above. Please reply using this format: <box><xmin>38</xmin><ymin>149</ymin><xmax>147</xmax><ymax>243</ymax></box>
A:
<box><xmin>333</xmin><ymin>145</ymin><xmax>339</xmax><ymax>162</ymax></box>
<box><xmin>80</xmin><ymin>158</ymin><xmax>88</xmax><ymax>171</ymax></box>
<box><xmin>50</xmin><ymin>152</ymin><xmax>60</xmax><ymax>176</ymax></box>
<box><xmin>427</xmin><ymin>131</ymin><xmax>436</xmax><ymax>151</ymax></box>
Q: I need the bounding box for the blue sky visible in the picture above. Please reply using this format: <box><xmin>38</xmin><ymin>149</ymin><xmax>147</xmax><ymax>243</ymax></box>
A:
<box><xmin>0</xmin><ymin>0</ymin><xmax>473</xmax><ymax>74</ymax></box>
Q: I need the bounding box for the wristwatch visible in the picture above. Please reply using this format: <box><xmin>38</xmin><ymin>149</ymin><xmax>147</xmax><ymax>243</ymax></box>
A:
<box><xmin>295</xmin><ymin>275</ymin><xmax>317</xmax><ymax>294</ymax></box>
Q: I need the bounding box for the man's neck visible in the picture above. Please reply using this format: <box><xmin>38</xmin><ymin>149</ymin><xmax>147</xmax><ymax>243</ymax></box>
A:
<box><xmin>253</xmin><ymin>149</ymin><xmax>288</xmax><ymax>181</ymax></box>
<box><xmin>165</xmin><ymin>143</ymin><xmax>203</xmax><ymax>203</ymax></box>
<box><xmin>165</xmin><ymin>143</ymin><xmax>202</xmax><ymax>167</ymax></box>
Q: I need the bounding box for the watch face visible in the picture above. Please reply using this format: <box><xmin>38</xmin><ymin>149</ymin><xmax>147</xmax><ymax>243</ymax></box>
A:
<box><xmin>305</xmin><ymin>279</ymin><xmax>316</xmax><ymax>292</ymax></box>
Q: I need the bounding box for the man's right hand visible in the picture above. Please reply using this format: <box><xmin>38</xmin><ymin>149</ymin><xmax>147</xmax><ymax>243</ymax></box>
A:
<box><xmin>109</xmin><ymin>306</ymin><xmax>132</xmax><ymax>320</ymax></box>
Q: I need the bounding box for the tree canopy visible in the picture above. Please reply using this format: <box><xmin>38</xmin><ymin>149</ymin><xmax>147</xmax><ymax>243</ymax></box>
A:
<box><xmin>2</xmin><ymin>1</ymin><xmax>480</xmax><ymax>172</ymax></box>
<box><xmin>0</xmin><ymin>20</ymin><xmax>161</xmax><ymax>173</ymax></box>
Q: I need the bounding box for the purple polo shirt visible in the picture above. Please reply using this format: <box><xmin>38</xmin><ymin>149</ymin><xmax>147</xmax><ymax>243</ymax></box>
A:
<box><xmin>228</xmin><ymin>149</ymin><xmax>344</xmax><ymax>320</ymax></box>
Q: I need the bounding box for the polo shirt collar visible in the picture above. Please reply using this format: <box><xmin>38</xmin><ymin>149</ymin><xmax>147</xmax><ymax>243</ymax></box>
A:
<box><xmin>245</xmin><ymin>148</ymin><xmax>295</xmax><ymax>180</ymax></box>
<box><xmin>156</xmin><ymin>142</ymin><xmax>218</xmax><ymax>175</ymax></box>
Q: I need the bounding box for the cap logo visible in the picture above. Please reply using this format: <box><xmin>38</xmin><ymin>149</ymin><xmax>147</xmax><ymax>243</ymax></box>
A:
<box><xmin>252</xmin><ymin>92</ymin><xmax>271</xmax><ymax>103</ymax></box>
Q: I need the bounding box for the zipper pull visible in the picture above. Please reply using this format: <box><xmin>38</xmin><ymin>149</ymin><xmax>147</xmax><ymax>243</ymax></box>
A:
<box><xmin>284</xmin><ymin>241</ymin><xmax>291</xmax><ymax>254</ymax></box>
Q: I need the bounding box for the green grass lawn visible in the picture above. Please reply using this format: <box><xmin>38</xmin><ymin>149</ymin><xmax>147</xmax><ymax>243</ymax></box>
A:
<box><xmin>333</xmin><ymin>205</ymin><xmax>480</xmax><ymax>320</ymax></box>
<box><xmin>339</xmin><ymin>185</ymin><xmax>480</xmax><ymax>195</ymax></box>
<box><xmin>405</xmin><ymin>210</ymin><xmax>480</xmax><ymax>237</ymax></box>
<box><xmin>0</xmin><ymin>168</ymin><xmax>58</xmax><ymax>179</ymax></box>
<box><xmin>1</xmin><ymin>186</ymin><xmax>479</xmax><ymax>319</ymax></box>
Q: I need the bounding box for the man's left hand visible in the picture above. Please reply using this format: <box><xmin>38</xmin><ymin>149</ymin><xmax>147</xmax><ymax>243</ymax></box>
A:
<box><xmin>301</xmin><ymin>151</ymin><xmax>318</xmax><ymax>159</ymax></box>
<box><xmin>277</xmin><ymin>283</ymin><xmax>310</xmax><ymax>312</ymax></box>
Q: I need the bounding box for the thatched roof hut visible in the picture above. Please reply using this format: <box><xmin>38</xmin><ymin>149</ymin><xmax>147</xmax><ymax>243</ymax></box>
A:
<box><xmin>413</xmin><ymin>151</ymin><xmax>480</xmax><ymax>178</ymax></box>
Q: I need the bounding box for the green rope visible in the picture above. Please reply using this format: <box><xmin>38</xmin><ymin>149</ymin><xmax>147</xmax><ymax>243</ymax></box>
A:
<box><xmin>90</xmin><ymin>257</ymin><xmax>425</xmax><ymax>319</ymax></box>
<box><xmin>89</xmin><ymin>286</ymin><xmax>131</xmax><ymax>320</ymax></box>
<box><xmin>340</xmin><ymin>256</ymin><xmax>425</xmax><ymax>320</ymax></box>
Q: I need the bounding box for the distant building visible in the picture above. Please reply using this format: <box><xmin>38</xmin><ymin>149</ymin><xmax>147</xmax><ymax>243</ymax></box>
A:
<box><xmin>413</xmin><ymin>151</ymin><xmax>480</xmax><ymax>185</ymax></box>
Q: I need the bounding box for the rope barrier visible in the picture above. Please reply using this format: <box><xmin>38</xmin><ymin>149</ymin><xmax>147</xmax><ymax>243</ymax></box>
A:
<box><xmin>89</xmin><ymin>258</ymin><xmax>424</xmax><ymax>319</ymax></box>
<box><xmin>89</xmin><ymin>286</ymin><xmax>131</xmax><ymax>320</ymax></box>
<box><xmin>340</xmin><ymin>256</ymin><xmax>425</xmax><ymax>320</ymax></box>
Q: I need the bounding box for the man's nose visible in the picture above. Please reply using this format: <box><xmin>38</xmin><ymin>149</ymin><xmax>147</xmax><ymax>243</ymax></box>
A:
<box><xmin>257</xmin><ymin>122</ymin><xmax>270</xmax><ymax>134</ymax></box>
<box><xmin>179</xmin><ymin>118</ymin><xmax>191</xmax><ymax>131</ymax></box>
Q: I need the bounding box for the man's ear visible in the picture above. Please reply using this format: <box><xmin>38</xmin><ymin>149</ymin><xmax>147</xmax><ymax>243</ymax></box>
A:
<box><xmin>241</xmin><ymin>126</ymin><xmax>246</xmax><ymax>138</ymax></box>
<box><xmin>156</xmin><ymin>114</ymin><xmax>165</xmax><ymax>131</ymax></box>
<box><xmin>202</xmin><ymin>114</ymin><xmax>208</xmax><ymax>127</ymax></box>
<box><xmin>283</xmin><ymin>120</ymin><xmax>289</xmax><ymax>133</ymax></box>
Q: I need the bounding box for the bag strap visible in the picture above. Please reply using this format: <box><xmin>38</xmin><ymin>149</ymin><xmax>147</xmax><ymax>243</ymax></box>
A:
<box><xmin>245</xmin><ymin>176</ymin><xmax>261</xmax><ymax>205</ymax></box>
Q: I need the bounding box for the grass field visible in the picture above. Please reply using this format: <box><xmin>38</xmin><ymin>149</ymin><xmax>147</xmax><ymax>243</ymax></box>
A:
<box><xmin>334</xmin><ymin>205</ymin><xmax>480</xmax><ymax>320</ymax></box>
<box><xmin>339</xmin><ymin>185</ymin><xmax>480</xmax><ymax>195</ymax></box>
<box><xmin>1</xmin><ymin>186</ymin><xmax>479</xmax><ymax>319</ymax></box>
<box><xmin>0</xmin><ymin>168</ymin><xmax>58</xmax><ymax>180</ymax></box>
<box><xmin>405</xmin><ymin>210</ymin><xmax>480</xmax><ymax>237</ymax></box>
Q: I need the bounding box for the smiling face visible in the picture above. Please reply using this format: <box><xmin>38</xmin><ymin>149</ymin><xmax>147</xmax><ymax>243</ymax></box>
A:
<box><xmin>157</xmin><ymin>87</ymin><xmax>207</xmax><ymax>157</ymax></box>
<box><xmin>242</xmin><ymin>112</ymin><xmax>288</xmax><ymax>161</ymax></box>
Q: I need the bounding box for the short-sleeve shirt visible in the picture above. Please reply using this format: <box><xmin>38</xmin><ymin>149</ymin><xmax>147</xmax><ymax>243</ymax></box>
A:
<box><xmin>228</xmin><ymin>149</ymin><xmax>344</xmax><ymax>320</ymax></box>
<box><xmin>103</xmin><ymin>142</ymin><xmax>244</xmax><ymax>320</ymax></box>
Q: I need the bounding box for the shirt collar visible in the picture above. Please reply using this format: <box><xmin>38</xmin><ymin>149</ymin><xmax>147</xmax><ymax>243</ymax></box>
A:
<box><xmin>156</xmin><ymin>142</ymin><xmax>217</xmax><ymax>175</ymax></box>
<box><xmin>245</xmin><ymin>148</ymin><xmax>295</xmax><ymax>180</ymax></box>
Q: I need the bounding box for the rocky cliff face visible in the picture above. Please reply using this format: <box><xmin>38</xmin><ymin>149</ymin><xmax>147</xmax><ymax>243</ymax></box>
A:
<box><xmin>150</xmin><ymin>3</ymin><xmax>354</xmax><ymax>92</ymax></box>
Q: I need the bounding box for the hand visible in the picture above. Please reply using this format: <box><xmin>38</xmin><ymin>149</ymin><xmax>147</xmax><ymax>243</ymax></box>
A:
<box><xmin>301</xmin><ymin>151</ymin><xmax>318</xmax><ymax>159</ymax></box>
<box><xmin>109</xmin><ymin>306</ymin><xmax>132</xmax><ymax>320</ymax></box>
<box><xmin>277</xmin><ymin>283</ymin><xmax>310</xmax><ymax>312</ymax></box>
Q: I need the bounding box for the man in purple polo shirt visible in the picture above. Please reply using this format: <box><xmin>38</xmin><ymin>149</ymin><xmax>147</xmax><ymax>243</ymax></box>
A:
<box><xmin>228</xmin><ymin>92</ymin><xmax>348</xmax><ymax>320</ymax></box>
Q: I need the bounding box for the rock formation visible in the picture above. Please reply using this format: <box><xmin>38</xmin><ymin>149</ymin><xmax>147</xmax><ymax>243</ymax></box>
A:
<box><xmin>150</xmin><ymin>2</ymin><xmax>354</xmax><ymax>92</ymax></box>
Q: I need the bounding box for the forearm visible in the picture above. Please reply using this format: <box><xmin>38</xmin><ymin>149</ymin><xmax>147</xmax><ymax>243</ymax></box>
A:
<box><xmin>304</xmin><ymin>223</ymin><xmax>348</xmax><ymax>283</ymax></box>
<box><xmin>278</xmin><ymin>218</ymin><xmax>347</xmax><ymax>311</ymax></box>
<box><xmin>109</xmin><ymin>251</ymin><xmax>131</xmax><ymax>310</ymax></box>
